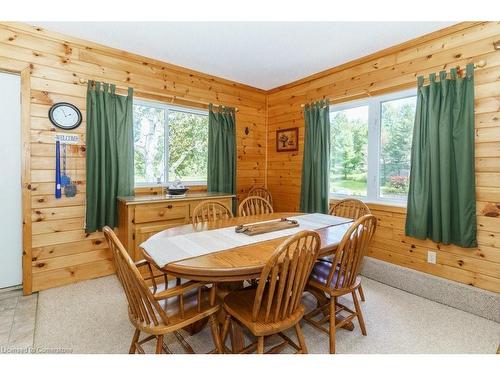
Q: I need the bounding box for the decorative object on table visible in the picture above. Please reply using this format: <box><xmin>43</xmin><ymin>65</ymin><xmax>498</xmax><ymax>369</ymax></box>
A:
<box><xmin>48</xmin><ymin>102</ymin><xmax>83</xmax><ymax>130</ymax></box>
<box><xmin>166</xmin><ymin>180</ymin><xmax>189</xmax><ymax>196</ymax></box>
<box><xmin>276</xmin><ymin>127</ymin><xmax>298</xmax><ymax>152</ymax></box>
<box><xmin>235</xmin><ymin>217</ymin><xmax>299</xmax><ymax>236</ymax></box>
<box><xmin>55</xmin><ymin>140</ymin><xmax>62</xmax><ymax>199</ymax></box>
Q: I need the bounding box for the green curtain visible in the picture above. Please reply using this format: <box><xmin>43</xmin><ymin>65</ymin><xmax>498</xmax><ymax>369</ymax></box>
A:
<box><xmin>405</xmin><ymin>64</ymin><xmax>477</xmax><ymax>248</ymax></box>
<box><xmin>207</xmin><ymin>104</ymin><xmax>236</xmax><ymax>208</ymax></box>
<box><xmin>86</xmin><ymin>81</ymin><xmax>134</xmax><ymax>233</ymax></box>
<box><xmin>300</xmin><ymin>99</ymin><xmax>330</xmax><ymax>213</ymax></box>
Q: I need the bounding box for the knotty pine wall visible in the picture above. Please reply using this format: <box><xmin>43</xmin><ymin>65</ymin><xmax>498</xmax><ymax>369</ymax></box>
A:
<box><xmin>267</xmin><ymin>22</ymin><xmax>500</xmax><ymax>293</ymax></box>
<box><xmin>0</xmin><ymin>22</ymin><xmax>267</xmax><ymax>292</ymax></box>
<box><xmin>2</xmin><ymin>21</ymin><xmax>499</xmax><ymax>294</ymax></box>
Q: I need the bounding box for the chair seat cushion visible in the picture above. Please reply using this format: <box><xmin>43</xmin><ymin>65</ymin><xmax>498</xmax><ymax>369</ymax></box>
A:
<box><xmin>309</xmin><ymin>260</ymin><xmax>361</xmax><ymax>291</ymax></box>
<box><xmin>223</xmin><ymin>287</ymin><xmax>304</xmax><ymax>337</ymax></box>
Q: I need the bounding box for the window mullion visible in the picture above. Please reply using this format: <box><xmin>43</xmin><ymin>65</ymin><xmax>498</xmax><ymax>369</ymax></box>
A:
<box><xmin>164</xmin><ymin>109</ymin><xmax>170</xmax><ymax>185</ymax></box>
<box><xmin>367</xmin><ymin>97</ymin><xmax>380</xmax><ymax>202</ymax></box>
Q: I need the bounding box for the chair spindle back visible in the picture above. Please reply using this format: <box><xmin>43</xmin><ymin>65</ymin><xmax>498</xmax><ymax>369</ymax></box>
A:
<box><xmin>325</xmin><ymin>215</ymin><xmax>377</xmax><ymax>291</ymax></box>
<box><xmin>252</xmin><ymin>231</ymin><xmax>320</xmax><ymax>323</ymax></box>
<box><xmin>248</xmin><ymin>186</ymin><xmax>273</xmax><ymax>208</ymax></box>
<box><xmin>192</xmin><ymin>200</ymin><xmax>233</xmax><ymax>224</ymax></box>
<box><xmin>329</xmin><ymin>198</ymin><xmax>370</xmax><ymax>220</ymax></box>
<box><xmin>238</xmin><ymin>196</ymin><xmax>274</xmax><ymax>217</ymax></box>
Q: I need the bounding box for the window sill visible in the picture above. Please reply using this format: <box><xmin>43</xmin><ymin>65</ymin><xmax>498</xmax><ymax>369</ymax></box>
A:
<box><xmin>134</xmin><ymin>183</ymin><xmax>208</xmax><ymax>195</ymax></box>
<box><xmin>135</xmin><ymin>181</ymin><xmax>207</xmax><ymax>188</ymax></box>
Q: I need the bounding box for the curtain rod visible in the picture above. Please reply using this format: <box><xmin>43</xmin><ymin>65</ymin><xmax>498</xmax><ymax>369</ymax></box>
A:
<box><xmin>79</xmin><ymin>78</ymin><xmax>239</xmax><ymax>112</ymax></box>
<box><xmin>299</xmin><ymin>60</ymin><xmax>487</xmax><ymax>108</ymax></box>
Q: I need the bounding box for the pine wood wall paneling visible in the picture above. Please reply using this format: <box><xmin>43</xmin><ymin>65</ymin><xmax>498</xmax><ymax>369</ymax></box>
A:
<box><xmin>3</xmin><ymin>20</ymin><xmax>500</xmax><ymax>294</ymax></box>
<box><xmin>267</xmin><ymin>21</ymin><xmax>500</xmax><ymax>293</ymax></box>
<box><xmin>0</xmin><ymin>22</ymin><xmax>267</xmax><ymax>292</ymax></box>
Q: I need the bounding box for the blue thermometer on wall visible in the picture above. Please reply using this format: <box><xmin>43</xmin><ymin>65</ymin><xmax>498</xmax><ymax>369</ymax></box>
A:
<box><xmin>55</xmin><ymin>140</ymin><xmax>62</xmax><ymax>199</ymax></box>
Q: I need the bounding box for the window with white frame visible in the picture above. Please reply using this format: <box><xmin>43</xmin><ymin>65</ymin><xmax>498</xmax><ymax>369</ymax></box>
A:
<box><xmin>329</xmin><ymin>88</ymin><xmax>417</xmax><ymax>203</ymax></box>
<box><xmin>133</xmin><ymin>99</ymin><xmax>208</xmax><ymax>185</ymax></box>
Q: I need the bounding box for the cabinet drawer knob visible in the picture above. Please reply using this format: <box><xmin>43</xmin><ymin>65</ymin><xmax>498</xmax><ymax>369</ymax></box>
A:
<box><xmin>166</xmin><ymin>204</ymin><xmax>173</xmax><ymax>209</ymax></box>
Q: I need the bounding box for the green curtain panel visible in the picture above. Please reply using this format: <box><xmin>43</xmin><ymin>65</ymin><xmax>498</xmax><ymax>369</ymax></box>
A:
<box><xmin>207</xmin><ymin>104</ymin><xmax>236</xmax><ymax>207</ymax></box>
<box><xmin>85</xmin><ymin>81</ymin><xmax>134</xmax><ymax>233</ymax></box>
<box><xmin>405</xmin><ymin>64</ymin><xmax>477</xmax><ymax>248</ymax></box>
<box><xmin>300</xmin><ymin>99</ymin><xmax>330</xmax><ymax>213</ymax></box>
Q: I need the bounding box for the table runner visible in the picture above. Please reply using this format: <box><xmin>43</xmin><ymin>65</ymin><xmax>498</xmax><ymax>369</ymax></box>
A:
<box><xmin>141</xmin><ymin>213</ymin><xmax>353</xmax><ymax>268</ymax></box>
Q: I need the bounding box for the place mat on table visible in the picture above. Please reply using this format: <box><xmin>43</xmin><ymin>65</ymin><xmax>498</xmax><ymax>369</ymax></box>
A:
<box><xmin>141</xmin><ymin>213</ymin><xmax>353</xmax><ymax>268</ymax></box>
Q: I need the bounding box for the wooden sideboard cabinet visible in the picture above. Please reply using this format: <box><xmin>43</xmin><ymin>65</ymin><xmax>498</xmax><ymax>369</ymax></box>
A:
<box><xmin>117</xmin><ymin>192</ymin><xmax>234</xmax><ymax>261</ymax></box>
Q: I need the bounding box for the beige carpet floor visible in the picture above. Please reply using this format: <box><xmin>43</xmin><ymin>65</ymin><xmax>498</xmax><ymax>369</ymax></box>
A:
<box><xmin>34</xmin><ymin>276</ymin><xmax>500</xmax><ymax>354</ymax></box>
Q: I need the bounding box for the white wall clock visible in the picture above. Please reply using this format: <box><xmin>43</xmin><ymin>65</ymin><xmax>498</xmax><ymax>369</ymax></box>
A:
<box><xmin>48</xmin><ymin>102</ymin><xmax>83</xmax><ymax>130</ymax></box>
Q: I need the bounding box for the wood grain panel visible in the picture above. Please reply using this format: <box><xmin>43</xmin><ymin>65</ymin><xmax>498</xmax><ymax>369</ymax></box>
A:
<box><xmin>0</xmin><ymin>21</ymin><xmax>266</xmax><ymax>292</ymax></box>
<box><xmin>268</xmin><ymin>22</ymin><xmax>500</xmax><ymax>293</ymax></box>
<box><xmin>4</xmin><ymin>20</ymin><xmax>499</xmax><ymax>294</ymax></box>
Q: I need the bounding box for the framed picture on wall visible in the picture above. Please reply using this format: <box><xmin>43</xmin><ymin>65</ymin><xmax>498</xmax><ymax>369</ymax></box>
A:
<box><xmin>276</xmin><ymin>127</ymin><xmax>299</xmax><ymax>152</ymax></box>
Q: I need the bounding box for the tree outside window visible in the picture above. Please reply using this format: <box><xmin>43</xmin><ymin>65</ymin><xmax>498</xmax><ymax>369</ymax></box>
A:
<box><xmin>133</xmin><ymin>101</ymin><xmax>208</xmax><ymax>185</ymax></box>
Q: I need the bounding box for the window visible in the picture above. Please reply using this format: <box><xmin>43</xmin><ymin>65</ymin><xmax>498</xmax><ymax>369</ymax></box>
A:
<box><xmin>379</xmin><ymin>95</ymin><xmax>415</xmax><ymax>200</ymax></box>
<box><xmin>330</xmin><ymin>105</ymin><xmax>369</xmax><ymax>197</ymax></box>
<box><xmin>329</xmin><ymin>89</ymin><xmax>416</xmax><ymax>203</ymax></box>
<box><xmin>133</xmin><ymin>100</ymin><xmax>208</xmax><ymax>185</ymax></box>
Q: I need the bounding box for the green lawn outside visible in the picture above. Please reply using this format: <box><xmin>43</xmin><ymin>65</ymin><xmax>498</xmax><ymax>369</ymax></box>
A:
<box><xmin>331</xmin><ymin>178</ymin><xmax>367</xmax><ymax>196</ymax></box>
<box><xmin>331</xmin><ymin>176</ymin><xmax>408</xmax><ymax>200</ymax></box>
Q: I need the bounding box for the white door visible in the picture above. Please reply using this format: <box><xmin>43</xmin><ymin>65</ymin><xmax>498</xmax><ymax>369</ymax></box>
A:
<box><xmin>0</xmin><ymin>72</ymin><xmax>22</xmax><ymax>289</ymax></box>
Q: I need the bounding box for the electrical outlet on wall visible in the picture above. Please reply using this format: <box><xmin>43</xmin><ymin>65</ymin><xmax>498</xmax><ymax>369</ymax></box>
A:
<box><xmin>427</xmin><ymin>250</ymin><xmax>437</xmax><ymax>264</ymax></box>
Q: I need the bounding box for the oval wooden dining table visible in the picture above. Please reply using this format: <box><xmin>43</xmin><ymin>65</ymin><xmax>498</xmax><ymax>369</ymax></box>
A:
<box><xmin>141</xmin><ymin>212</ymin><xmax>355</xmax><ymax>352</ymax></box>
<box><xmin>142</xmin><ymin>212</ymin><xmax>352</xmax><ymax>281</ymax></box>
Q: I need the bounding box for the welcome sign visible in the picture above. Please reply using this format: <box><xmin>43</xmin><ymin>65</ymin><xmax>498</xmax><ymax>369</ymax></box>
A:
<box><xmin>54</xmin><ymin>133</ymin><xmax>80</xmax><ymax>144</ymax></box>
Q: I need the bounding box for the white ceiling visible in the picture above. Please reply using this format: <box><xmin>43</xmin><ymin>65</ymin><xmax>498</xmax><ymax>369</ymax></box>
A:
<box><xmin>35</xmin><ymin>22</ymin><xmax>455</xmax><ymax>90</ymax></box>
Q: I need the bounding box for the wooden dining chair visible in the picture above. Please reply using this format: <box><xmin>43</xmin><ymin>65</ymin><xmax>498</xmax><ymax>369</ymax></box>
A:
<box><xmin>103</xmin><ymin>226</ymin><xmax>224</xmax><ymax>354</ymax></box>
<box><xmin>248</xmin><ymin>186</ymin><xmax>273</xmax><ymax>208</ymax></box>
<box><xmin>303</xmin><ymin>215</ymin><xmax>377</xmax><ymax>354</ymax></box>
<box><xmin>329</xmin><ymin>198</ymin><xmax>371</xmax><ymax>219</ymax></box>
<box><xmin>329</xmin><ymin>198</ymin><xmax>371</xmax><ymax>302</ymax></box>
<box><xmin>221</xmin><ymin>230</ymin><xmax>321</xmax><ymax>354</ymax></box>
<box><xmin>192</xmin><ymin>200</ymin><xmax>234</xmax><ymax>224</ymax></box>
<box><xmin>238</xmin><ymin>196</ymin><xmax>274</xmax><ymax>217</ymax></box>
